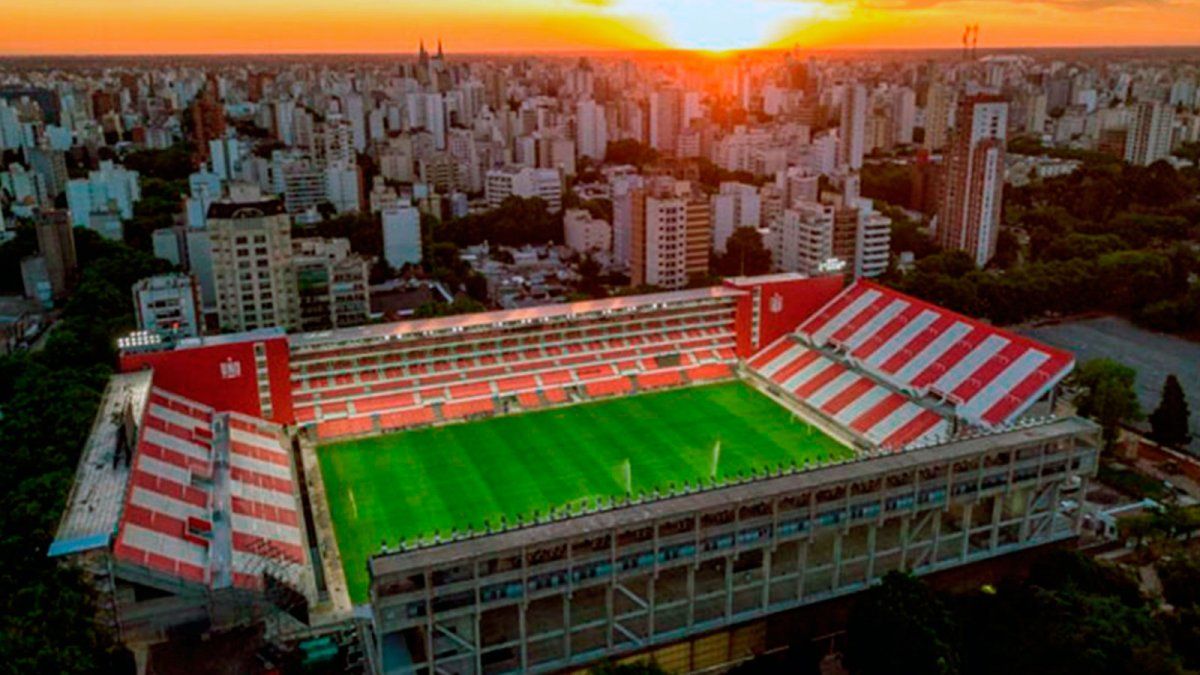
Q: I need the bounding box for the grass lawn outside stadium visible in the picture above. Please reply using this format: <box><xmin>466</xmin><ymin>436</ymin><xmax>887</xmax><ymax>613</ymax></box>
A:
<box><xmin>317</xmin><ymin>381</ymin><xmax>852</xmax><ymax>603</ymax></box>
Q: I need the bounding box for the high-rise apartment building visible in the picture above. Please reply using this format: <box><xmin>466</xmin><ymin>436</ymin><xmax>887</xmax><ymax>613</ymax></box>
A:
<box><xmin>838</xmin><ymin>84</ymin><xmax>867</xmax><ymax>170</ymax></box>
<box><xmin>208</xmin><ymin>191</ymin><xmax>300</xmax><ymax>332</ymax></box>
<box><xmin>34</xmin><ymin>209</ymin><xmax>77</xmax><ymax>299</ymax></box>
<box><xmin>576</xmin><ymin>100</ymin><xmax>608</xmax><ymax>161</ymax></box>
<box><xmin>937</xmin><ymin>95</ymin><xmax>1008</xmax><ymax>267</ymax></box>
<box><xmin>630</xmin><ymin>178</ymin><xmax>709</xmax><ymax>290</ymax></box>
<box><xmin>774</xmin><ymin>202</ymin><xmax>835</xmax><ymax>276</ymax></box>
<box><xmin>649</xmin><ymin>88</ymin><xmax>683</xmax><ymax>156</ymax></box>
<box><xmin>923</xmin><ymin>81</ymin><xmax>954</xmax><ymax>151</ymax></box>
<box><xmin>1125</xmin><ymin>101</ymin><xmax>1174</xmax><ymax>166</ymax></box>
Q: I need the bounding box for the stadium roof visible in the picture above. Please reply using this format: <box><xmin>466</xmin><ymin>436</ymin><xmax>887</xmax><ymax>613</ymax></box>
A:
<box><xmin>289</xmin><ymin>285</ymin><xmax>746</xmax><ymax>349</ymax></box>
<box><xmin>798</xmin><ymin>280</ymin><xmax>1075</xmax><ymax>428</ymax></box>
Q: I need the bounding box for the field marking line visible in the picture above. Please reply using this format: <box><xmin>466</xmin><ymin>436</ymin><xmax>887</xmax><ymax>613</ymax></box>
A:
<box><xmin>348</xmin><ymin>488</ymin><xmax>358</xmax><ymax>520</ymax></box>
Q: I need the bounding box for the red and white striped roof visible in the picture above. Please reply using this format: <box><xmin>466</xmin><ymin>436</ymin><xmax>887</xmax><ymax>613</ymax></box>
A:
<box><xmin>112</xmin><ymin>389</ymin><xmax>307</xmax><ymax>591</ymax></box>
<box><xmin>797</xmin><ymin>281</ymin><xmax>1073</xmax><ymax>428</ymax></box>
<box><xmin>754</xmin><ymin>341</ymin><xmax>950</xmax><ymax>450</ymax></box>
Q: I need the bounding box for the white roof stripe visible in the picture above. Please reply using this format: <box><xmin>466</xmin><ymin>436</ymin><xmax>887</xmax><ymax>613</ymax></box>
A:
<box><xmin>149</xmin><ymin>404</ymin><xmax>209</xmax><ymax>431</ymax></box>
<box><xmin>231</xmin><ymin>480</ymin><xmax>300</xmax><ymax>510</ymax></box>
<box><xmin>229</xmin><ymin>451</ymin><xmax>293</xmax><ymax>480</ymax></box>
<box><xmin>832</xmin><ymin>386</ymin><xmax>892</xmax><ymax>426</ymax></box>
<box><xmin>129</xmin><ymin>485</ymin><xmax>207</xmax><ymax>521</ymax></box>
<box><xmin>960</xmin><ymin>350</ymin><xmax>1051</xmax><ymax>421</ymax></box>
<box><xmin>137</xmin><ymin>454</ymin><xmax>192</xmax><ymax>486</ymax></box>
<box><xmin>931</xmin><ymin>334</ymin><xmax>1010</xmax><ymax>394</ymax></box>
<box><xmin>122</xmin><ymin>523</ymin><xmax>208</xmax><ymax>566</ymax></box>
<box><xmin>231</xmin><ymin>513</ymin><xmax>303</xmax><ymax>546</ymax></box>
<box><xmin>840</xmin><ymin>299</ymin><xmax>909</xmax><ymax>351</ymax></box>
<box><xmin>863</xmin><ymin>310</ymin><xmax>940</xmax><ymax>369</ymax></box>
<box><xmin>890</xmin><ymin>322</ymin><xmax>974</xmax><ymax>383</ymax></box>
<box><xmin>230</xmin><ymin>427</ymin><xmax>284</xmax><ymax>453</ymax></box>
<box><xmin>811</xmin><ymin>289</ymin><xmax>882</xmax><ymax>345</ymax></box>
<box><xmin>230</xmin><ymin>550</ymin><xmax>307</xmax><ymax>585</ymax></box>
<box><xmin>760</xmin><ymin>344</ymin><xmax>806</xmax><ymax>377</ymax></box>
<box><xmin>143</xmin><ymin>427</ymin><xmax>210</xmax><ymax>463</ymax></box>
<box><xmin>806</xmin><ymin>371</ymin><xmax>862</xmax><ymax>408</ymax></box>
<box><xmin>782</xmin><ymin>355</ymin><xmax>836</xmax><ymax>391</ymax></box>
<box><xmin>865</xmin><ymin>402</ymin><xmax>924</xmax><ymax>443</ymax></box>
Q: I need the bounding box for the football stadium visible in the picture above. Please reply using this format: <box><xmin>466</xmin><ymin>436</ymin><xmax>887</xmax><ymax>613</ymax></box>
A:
<box><xmin>51</xmin><ymin>273</ymin><xmax>1102</xmax><ymax>674</ymax></box>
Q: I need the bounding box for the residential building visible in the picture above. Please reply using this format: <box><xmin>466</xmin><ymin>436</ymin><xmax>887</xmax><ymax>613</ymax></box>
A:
<box><xmin>207</xmin><ymin>191</ymin><xmax>300</xmax><ymax>332</ymax></box>
<box><xmin>563</xmin><ymin>208</ymin><xmax>611</xmax><ymax>256</ymax></box>
<box><xmin>937</xmin><ymin>95</ymin><xmax>1008</xmax><ymax>267</ymax></box>
<box><xmin>293</xmin><ymin>238</ymin><xmax>371</xmax><ymax>330</ymax></box>
<box><xmin>132</xmin><ymin>273</ymin><xmax>203</xmax><ymax>339</ymax></box>
<box><xmin>485</xmin><ymin>166</ymin><xmax>562</xmax><ymax>212</ymax></box>
<box><xmin>838</xmin><ymin>83</ymin><xmax>867</xmax><ymax>170</ymax></box>
<box><xmin>1125</xmin><ymin>101</ymin><xmax>1174</xmax><ymax>166</ymax></box>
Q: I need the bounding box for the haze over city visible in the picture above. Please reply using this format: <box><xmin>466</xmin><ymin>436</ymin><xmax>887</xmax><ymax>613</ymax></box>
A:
<box><xmin>4</xmin><ymin>0</ymin><xmax>1200</xmax><ymax>55</ymax></box>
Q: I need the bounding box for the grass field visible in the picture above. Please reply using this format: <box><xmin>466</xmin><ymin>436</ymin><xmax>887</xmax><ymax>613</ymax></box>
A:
<box><xmin>317</xmin><ymin>381</ymin><xmax>850</xmax><ymax>603</ymax></box>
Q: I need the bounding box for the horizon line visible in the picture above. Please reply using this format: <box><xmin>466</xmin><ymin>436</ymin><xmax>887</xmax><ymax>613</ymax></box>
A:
<box><xmin>3</xmin><ymin>43</ymin><xmax>1200</xmax><ymax>59</ymax></box>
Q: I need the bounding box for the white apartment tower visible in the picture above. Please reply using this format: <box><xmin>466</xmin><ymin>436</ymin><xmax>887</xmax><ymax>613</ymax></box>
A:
<box><xmin>774</xmin><ymin>202</ymin><xmax>835</xmax><ymax>276</ymax></box>
<box><xmin>1125</xmin><ymin>101</ymin><xmax>1174</xmax><ymax>166</ymax></box>
<box><xmin>838</xmin><ymin>84</ymin><xmax>867</xmax><ymax>170</ymax></box>
<box><xmin>937</xmin><ymin>95</ymin><xmax>1008</xmax><ymax>267</ymax></box>
<box><xmin>207</xmin><ymin>191</ymin><xmax>300</xmax><ymax>332</ymax></box>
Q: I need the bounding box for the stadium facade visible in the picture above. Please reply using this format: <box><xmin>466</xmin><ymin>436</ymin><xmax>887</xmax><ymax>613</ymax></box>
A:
<box><xmin>51</xmin><ymin>272</ymin><xmax>1100</xmax><ymax>673</ymax></box>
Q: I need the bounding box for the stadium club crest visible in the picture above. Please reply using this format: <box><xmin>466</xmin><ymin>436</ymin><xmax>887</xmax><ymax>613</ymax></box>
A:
<box><xmin>769</xmin><ymin>293</ymin><xmax>784</xmax><ymax>314</ymax></box>
<box><xmin>220</xmin><ymin>358</ymin><xmax>243</xmax><ymax>380</ymax></box>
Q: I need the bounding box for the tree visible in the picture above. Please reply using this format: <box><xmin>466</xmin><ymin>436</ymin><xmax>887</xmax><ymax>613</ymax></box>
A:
<box><xmin>1070</xmin><ymin>359</ymin><xmax>1143</xmax><ymax>447</ymax></box>
<box><xmin>603</xmin><ymin>140</ymin><xmax>658</xmax><ymax>168</ymax></box>
<box><xmin>1149</xmin><ymin>375</ymin><xmax>1192</xmax><ymax>449</ymax></box>
<box><xmin>845</xmin><ymin>572</ymin><xmax>961</xmax><ymax>675</ymax></box>
<box><xmin>712</xmin><ymin>227</ymin><xmax>772</xmax><ymax>277</ymax></box>
<box><xmin>0</xmin><ymin>230</ymin><xmax>166</xmax><ymax>673</ymax></box>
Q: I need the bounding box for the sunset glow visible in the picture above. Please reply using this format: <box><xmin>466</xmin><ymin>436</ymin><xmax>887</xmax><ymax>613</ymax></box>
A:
<box><xmin>1</xmin><ymin>0</ymin><xmax>1198</xmax><ymax>54</ymax></box>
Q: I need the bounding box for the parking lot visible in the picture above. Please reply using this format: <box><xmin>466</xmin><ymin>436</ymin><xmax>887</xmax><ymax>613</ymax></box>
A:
<box><xmin>1020</xmin><ymin>315</ymin><xmax>1200</xmax><ymax>453</ymax></box>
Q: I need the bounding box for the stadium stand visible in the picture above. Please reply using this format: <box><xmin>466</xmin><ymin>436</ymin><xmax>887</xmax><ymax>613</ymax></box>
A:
<box><xmin>746</xmin><ymin>279</ymin><xmax>1073</xmax><ymax>451</ymax></box>
<box><xmin>290</xmin><ymin>288</ymin><xmax>743</xmax><ymax>439</ymax></box>
<box><xmin>111</xmin><ymin>388</ymin><xmax>309</xmax><ymax>592</ymax></box>
<box><xmin>796</xmin><ymin>281</ymin><xmax>1073</xmax><ymax>427</ymax></box>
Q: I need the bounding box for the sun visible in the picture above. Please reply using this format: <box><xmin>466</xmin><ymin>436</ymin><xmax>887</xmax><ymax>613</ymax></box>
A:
<box><xmin>591</xmin><ymin>0</ymin><xmax>835</xmax><ymax>52</ymax></box>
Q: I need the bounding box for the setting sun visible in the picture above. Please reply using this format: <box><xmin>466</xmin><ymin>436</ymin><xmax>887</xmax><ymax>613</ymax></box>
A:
<box><xmin>592</xmin><ymin>0</ymin><xmax>844</xmax><ymax>52</ymax></box>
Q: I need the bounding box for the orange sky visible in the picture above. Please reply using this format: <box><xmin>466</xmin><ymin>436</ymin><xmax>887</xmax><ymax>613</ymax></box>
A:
<box><xmin>1</xmin><ymin>0</ymin><xmax>1198</xmax><ymax>55</ymax></box>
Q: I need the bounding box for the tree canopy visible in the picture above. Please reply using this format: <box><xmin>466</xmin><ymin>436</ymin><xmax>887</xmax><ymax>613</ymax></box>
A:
<box><xmin>0</xmin><ymin>228</ymin><xmax>163</xmax><ymax>673</ymax></box>
<box><xmin>712</xmin><ymin>227</ymin><xmax>772</xmax><ymax>277</ymax></box>
<box><xmin>1071</xmin><ymin>358</ymin><xmax>1143</xmax><ymax>447</ymax></box>
<box><xmin>1149</xmin><ymin>375</ymin><xmax>1192</xmax><ymax>450</ymax></box>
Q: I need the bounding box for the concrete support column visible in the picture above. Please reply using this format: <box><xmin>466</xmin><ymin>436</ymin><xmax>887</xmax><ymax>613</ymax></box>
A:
<box><xmin>760</xmin><ymin>548</ymin><xmax>771</xmax><ymax>610</ymax></box>
<box><xmin>865</xmin><ymin>524</ymin><xmax>877</xmax><ymax>581</ymax></box>
<box><xmin>831</xmin><ymin>532</ymin><xmax>843</xmax><ymax>589</ymax></box>
<box><xmin>959</xmin><ymin>503</ymin><xmax>974</xmax><ymax>561</ymax></box>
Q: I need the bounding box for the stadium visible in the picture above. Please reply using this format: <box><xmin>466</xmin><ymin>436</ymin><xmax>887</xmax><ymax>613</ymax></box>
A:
<box><xmin>51</xmin><ymin>272</ymin><xmax>1101</xmax><ymax>674</ymax></box>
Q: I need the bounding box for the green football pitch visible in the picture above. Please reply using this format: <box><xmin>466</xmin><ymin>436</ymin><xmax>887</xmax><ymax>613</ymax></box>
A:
<box><xmin>317</xmin><ymin>380</ymin><xmax>851</xmax><ymax>603</ymax></box>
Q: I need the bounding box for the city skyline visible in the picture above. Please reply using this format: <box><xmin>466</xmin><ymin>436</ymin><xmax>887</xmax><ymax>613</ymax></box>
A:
<box><xmin>4</xmin><ymin>0</ymin><xmax>1200</xmax><ymax>56</ymax></box>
